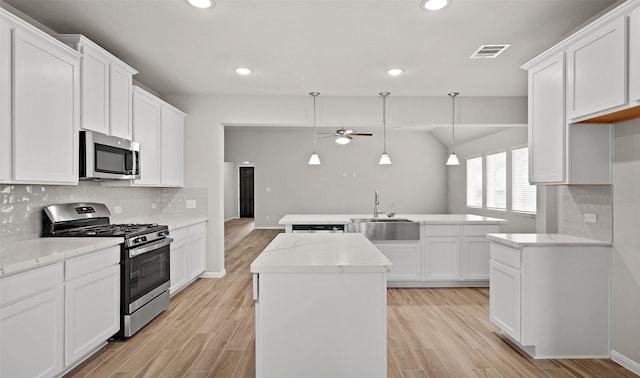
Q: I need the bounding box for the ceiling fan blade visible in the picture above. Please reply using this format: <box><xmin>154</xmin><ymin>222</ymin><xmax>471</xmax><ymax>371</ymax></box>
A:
<box><xmin>349</xmin><ymin>133</ymin><xmax>373</xmax><ymax>136</ymax></box>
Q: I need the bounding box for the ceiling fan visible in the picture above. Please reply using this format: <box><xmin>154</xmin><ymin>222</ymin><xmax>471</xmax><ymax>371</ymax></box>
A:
<box><xmin>319</xmin><ymin>127</ymin><xmax>373</xmax><ymax>145</ymax></box>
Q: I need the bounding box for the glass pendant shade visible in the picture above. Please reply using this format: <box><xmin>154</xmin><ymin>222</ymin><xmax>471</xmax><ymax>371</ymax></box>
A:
<box><xmin>446</xmin><ymin>153</ymin><xmax>460</xmax><ymax>166</ymax></box>
<box><xmin>379</xmin><ymin>152</ymin><xmax>392</xmax><ymax>165</ymax></box>
<box><xmin>308</xmin><ymin>92</ymin><xmax>321</xmax><ymax>165</ymax></box>
<box><xmin>308</xmin><ymin>153</ymin><xmax>321</xmax><ymax>165</ymax></box>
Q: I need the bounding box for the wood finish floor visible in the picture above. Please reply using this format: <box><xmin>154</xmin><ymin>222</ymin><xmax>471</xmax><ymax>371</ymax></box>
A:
<box><xmin>66</xmin><ymin>218</ymin><xmax>637</xmax><ymax>378</ymax></box>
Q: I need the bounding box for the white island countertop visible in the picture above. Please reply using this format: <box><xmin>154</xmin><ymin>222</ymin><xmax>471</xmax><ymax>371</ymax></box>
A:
<box><xmin>487</xmin><ymin>233</ymin><xmax>612</xmax><ymax>248</ymax></box>
<box><xmin>250</xmin><ymin>233</ymin><xmax>392</xmax><ymax>274</ymax></box>
<box><xmin>279</xmin><ymin>214</ymin><xmax>505</xmax><ymax>225</ymax></box>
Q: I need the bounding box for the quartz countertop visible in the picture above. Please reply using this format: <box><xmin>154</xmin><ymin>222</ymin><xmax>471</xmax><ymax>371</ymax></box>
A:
<box><xmin>279</xmin><ymin>214</ymin><xmax>505</xmax><ymax>225</ymax></box>
<box><xmin>250</xmin><ymin>233</ymin><xmax>392</xmax><ymax>274</ymax></box>
<box><xmin>0</xmin><ymin>216</ymin><xmax>208</xmax><ymax>278</ymax></box>
<box><xmin>487</xmin><ymin>233</ymin><xmax>612</xmax><ymax>248</ymax></box>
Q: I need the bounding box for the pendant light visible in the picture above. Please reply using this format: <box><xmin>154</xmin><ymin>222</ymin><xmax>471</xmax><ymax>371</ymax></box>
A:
<box><xmin>308</xmin><ymin>92</ymin><xmax>321</xmax><ymax>165</ymax></box>
<box><xmin>446</xmin><ymin>92</ymin><xmax>460</xmax><ymax>166</ymax></box>
<box><xmin>379</xmin><ymin>92</ymin><xmax>392</xmax><ymax>165</ymax></box>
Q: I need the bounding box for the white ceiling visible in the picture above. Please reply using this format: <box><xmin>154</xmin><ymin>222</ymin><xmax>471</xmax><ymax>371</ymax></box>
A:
<box><xmin>4</xmin><ymin>0</ymin><xmax>619</xmax><ymax>98</ymax></box>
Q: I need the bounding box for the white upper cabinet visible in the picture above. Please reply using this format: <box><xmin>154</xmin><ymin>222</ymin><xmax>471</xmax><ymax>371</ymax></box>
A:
<box><xmin>566</xmin><ymin>16</ymin><xmax>627</xmax><ymax>121</ymax></box>
<box><xmin>131</xmin><ymin>86</ymin><xmax>185</xmax><ymax>187</ymax></box>
<box><xmin>56</xmin><ymin>35</ymin><xmax>137</xmax><ymax>140</ymax></box>
<box><xmin>132</xmin><ymin>87</ymin><xmax>162</xmax><ymax>186</ymax></box>
<box><xmin>1</xmin><ymin>9</ymin><xmax>81</xmax><ymax>185</ymax></box>
<box><xmin>0</xmin><ymin>19</ymin><xmax>11</xmax><ymax>181</ymax></box>
<box><xmin>630</xmin><ymin>7</ymin><xmax>640</xmax><ymax>104</ymax></box>
<box><xmin>161</xmin><ymin>105</ymin><xmax>185</xmax><ymax>187</ymax></box>
<box><xmin>528</xmin><ymin>53</ymin><xmax>566</xmax><ymax>184</ymax></box>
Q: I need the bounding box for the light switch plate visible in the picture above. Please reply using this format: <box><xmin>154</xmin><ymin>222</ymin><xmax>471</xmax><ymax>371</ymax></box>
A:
<box><xmin>114</xmin><ymin>206</ymin><xmax>122</xmax><ymax>214</ymax></box>
<box><xmin>584</xmin><ymin>213</ymin><xmax>597</xmax><ymax>223</ymax></box>
<box><xmin>186</xmin><ymin>200</ymin><xmax>197</xmax><ymax>209</ymax></box>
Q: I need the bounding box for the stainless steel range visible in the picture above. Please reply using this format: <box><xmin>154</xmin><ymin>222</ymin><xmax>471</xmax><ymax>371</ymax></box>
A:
<box><xmin>42</xmin><ymin>203</ymin><xmax>172</xmax><ymax>338</ymax></box>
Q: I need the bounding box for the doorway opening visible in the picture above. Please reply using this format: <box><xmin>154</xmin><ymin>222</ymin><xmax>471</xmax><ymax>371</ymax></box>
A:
<box><xmin>239</xmin><ymin>166</ymin><xmax>254</xmax><ymax>218</ymax></box>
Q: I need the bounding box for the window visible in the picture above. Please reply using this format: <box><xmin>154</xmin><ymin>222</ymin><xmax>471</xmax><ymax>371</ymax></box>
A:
<box><xmin>466</xmin><ymin>157</ymin><xmax>483</xmax><ymax>208</ymax></box>
<box><xmin>512</xmin><ymin>147</ymin><xmax>537</xmax><ymax>213</ymax></box>
<box><xmin>486</xmin><ymin>152</ymin><xmax>506</xmax><ymax>210</ymax></box>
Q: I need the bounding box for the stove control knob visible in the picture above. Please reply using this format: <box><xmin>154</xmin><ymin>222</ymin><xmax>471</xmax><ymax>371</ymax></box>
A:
<box><xmin>141</xmin><ymin>236</ymin><xmax>147</xmax><ymax>242</ymax></box>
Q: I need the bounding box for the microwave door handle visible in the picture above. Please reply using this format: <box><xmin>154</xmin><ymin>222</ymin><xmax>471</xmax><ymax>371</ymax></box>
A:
<box><xmin>132</xmin><ymin>150</ymin><xmax>138</xmax><ymax>177</ymax></box>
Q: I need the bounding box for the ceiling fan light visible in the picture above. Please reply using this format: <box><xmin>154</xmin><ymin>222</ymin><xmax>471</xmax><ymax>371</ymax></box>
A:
<box><xmin>235</xmin><ymin>67</ymin><xmax>251</xmax><ymax>75</ymax></box>
<box><xmin>308</xmin><ymin>153</ymin><xmax>321</xmax><ymax>165</ymax></box>
<box><xmin>421</xmin><ymin>0</ymin><xmax>449</xmax><ymax>11</ymax></box>
<box><xmin>379</xmin><ymin>152</ymin><xmax>392</xmax><ymax>165</ymax></box>
<box><xmin>335</xmin><ymin>136</ymin><xmax>351</xmax><ymax>145</ymax></box>
<box><xmin>187</xmin><ymin>0</ymin><xmax>213</xmax><ymax>9</ymax></box>
<box><xmin>446</xmin><ymin>153</ymin><xmax>460</xmax><ymax>166</ymax></box>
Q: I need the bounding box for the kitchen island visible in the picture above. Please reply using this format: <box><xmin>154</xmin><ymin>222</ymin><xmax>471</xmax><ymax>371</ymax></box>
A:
<box><xmin>250</xmin><ymin>233</ymin><xmax>391</xmax><ymax>378</ymax></box>
<box><xmin>280</xmin><ymin>214</ymin><xmax>506</xmax><ymax>287</ymax></box>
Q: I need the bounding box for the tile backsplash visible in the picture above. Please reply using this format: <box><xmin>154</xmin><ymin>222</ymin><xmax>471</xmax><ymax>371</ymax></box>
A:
<box><xmin>0</xmin><ymin>182</ymin><xmax>208</xmax><ymax>244</ymax></box>
<box><xmin>558</xmin><ymin>185</ymin><xmax>612</xmax><ymax>242</ymax></box>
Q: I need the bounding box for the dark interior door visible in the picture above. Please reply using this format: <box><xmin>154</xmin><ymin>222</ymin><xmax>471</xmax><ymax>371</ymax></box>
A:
<box><xmin>239</xmin><ymin>167</ymin><xmax>254</xmax><ymax>218</ymax></box>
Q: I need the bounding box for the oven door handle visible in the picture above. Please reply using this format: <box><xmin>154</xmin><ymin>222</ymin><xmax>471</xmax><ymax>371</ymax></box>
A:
<box><xmin>129</xmin><ymin>237</ymin><xmax>173</xmax><ymax>258</ymax></box>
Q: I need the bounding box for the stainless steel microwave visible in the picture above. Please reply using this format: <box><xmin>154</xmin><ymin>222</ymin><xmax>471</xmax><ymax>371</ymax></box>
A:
<box><xmin>80</xmin><ymin>131</ymin><xmax>140</xmax><ymax>180</ymax></box>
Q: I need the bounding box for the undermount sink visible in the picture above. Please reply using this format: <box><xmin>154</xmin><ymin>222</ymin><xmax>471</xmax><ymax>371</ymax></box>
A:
<box><xmin>348</xmin><ymin>218</ymin><xmax>420</xmax><ymax>241</ymax></box>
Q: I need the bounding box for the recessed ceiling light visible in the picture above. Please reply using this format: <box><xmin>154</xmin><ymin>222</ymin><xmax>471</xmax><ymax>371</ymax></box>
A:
<box><xmin>387</xmin><ymin>68</ymin><xmax>403</xmax><ymax>76</ymax></box>
<box><xmin>235</xmin><ymin>67</ymin><xmax>252</xmax><ymax>75</ymax></box>
<box><xmin>421</xmin><ymin>0</ymin><xmax>450</xmax><ymax>11</ymax></box>
<box><xmin>187</xmin><ymin>0</ymin><xmax>213</xmax><ymax>9</ymax></box>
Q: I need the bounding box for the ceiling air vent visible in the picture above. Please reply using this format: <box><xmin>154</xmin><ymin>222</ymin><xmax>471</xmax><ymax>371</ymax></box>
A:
<box><xmin>470</xmin><ymin>44</ymin><xmax>510</xmax><ymax>59</ymax></box>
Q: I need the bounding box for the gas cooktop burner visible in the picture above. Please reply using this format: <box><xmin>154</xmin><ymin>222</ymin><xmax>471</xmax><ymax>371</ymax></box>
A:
<box><xmin>54</xmin><ymin>223</ymin><xmax>161</xmax><ymax>237</ymax></box>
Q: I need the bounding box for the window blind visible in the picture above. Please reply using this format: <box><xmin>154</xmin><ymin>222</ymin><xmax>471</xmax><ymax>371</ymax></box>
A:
<box><xmin>466</xmin><ymin>157</ymin><xmax>483</xmax><ymax>208</ymax></box>
<box><xmin>512</xmin><ymin>147</ymin><xmax>537</xmax><ymax>213</ymax></box>
<box><xmin>486</xmin><ymin>152</ymin><xmax>506</xmax><ymax>210</ymax></box>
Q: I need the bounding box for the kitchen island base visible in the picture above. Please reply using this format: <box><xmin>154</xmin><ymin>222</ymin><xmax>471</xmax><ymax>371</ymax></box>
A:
<box><xmin>250</xmin><ymin>233</ymin><xmax>391</xmax><ymax>378</ymax></box>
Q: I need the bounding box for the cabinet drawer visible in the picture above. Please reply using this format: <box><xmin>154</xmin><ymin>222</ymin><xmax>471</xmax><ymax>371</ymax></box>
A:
<box><xmin>188</xmin><ymin>222</ymin><xmax>206</xmax><ymax>237</ymax></box>
<box><xmin>66</xmin><ymin>246</ymin><xmax>120</xmax><ymax>281</ymax></box>
<box><xmin>462</xmin><ymin>225</ymin><xmax>500</xmax><ymax>237</ymax></box>
<box><xmin>171</xmin><ymin>227</ymin><xmax>188</xmax><ymax>243</ymax></box>
<box><xmin>0</xmin><ymin>263</ymin><xmax>64</xmax><ymax>306</ymax></box>
<box><xmin>423</xmin><ymin>225</ymin><xmax>460</xmax><ymax>236</ymax></box>
<box><xmin>490</xmin><ymin>242</ymin><xmax>521</xmax><ymax>269</ymax></box>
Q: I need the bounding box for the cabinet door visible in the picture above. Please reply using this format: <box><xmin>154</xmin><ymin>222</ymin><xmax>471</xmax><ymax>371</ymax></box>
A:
<box><xmin>109</xmin><ymin>62</ymin><xmax>133</xmax><ymax>139</ymax></box>
<box><xmin>0</xmin><ymin>20</ymin><xmax>11</xmax><ymax>181</ymax></box>
<box><xmin>79</xmin><ymin>43</ymin><xmax>110</xmax><ymax>134</ymax></box>
<box><xmin>160</xmin><ymin>107</ymin><xmax>184</xmax><ymax>187</ymax></box>
<box><xmin>461</xmin><ymin>237</ymin><xmax>490</xmax><ymax>280</ymax></box>
<box><xmin>566</xmin><ymin>16</ymin><xmax>627</xmax><ymax>119</ymax></box>
<box><xmin>65</xmin><ymin>265</ymin><xmax>120</xmax><ymax>366</ymax></box>
<box><xmin>382</xmin><ymin>243</ymin><xmax>421</xmax><ymax>281</ymax></box>
<box><xmin>187</xmin><ymin>236</ymin><xmax>206</xmax><ymax>281</ymax></box>
<box><xmin>170</xmin><ymin>240</ymin><xmax>188</xmax><ymax>295</ymax></box>
<box><xmin>489</xmin><ymin>260</ymin><xmax>521</xmax><ymax>342</ymax></box>
<box><xmin>13</xmin><ymin>28</ymin><xmax>79</xmax><ymax>184</ymax></box>
<box><xmin>423</xmin><ymin>237</ymin><xmax>459</xmax><ymax>280</ymax></box>
<box><xmin>132</xmin><ymin>89</ymin><xmax>162</xmax><ymax>186</ymax></box>
<box><xmin>630</xmin><ymin>8</ymin><xmax>640</xmax><ymax>104</ymax></box>
<box><xmin>0</xmin><ymin>287</ymin><xmax>64</xmax><ymax>378</ymax></box>
<box><xmin>528</xmin><ymin>53</ymin><xmax>565</xmax><ymax>184</ymax></box>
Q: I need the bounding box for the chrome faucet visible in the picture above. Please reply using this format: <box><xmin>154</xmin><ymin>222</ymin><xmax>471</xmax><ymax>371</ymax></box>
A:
<box><xmin>373</xmin><ymin>190</ymin><xmax>384</xmax><ymax>218</ymax></box>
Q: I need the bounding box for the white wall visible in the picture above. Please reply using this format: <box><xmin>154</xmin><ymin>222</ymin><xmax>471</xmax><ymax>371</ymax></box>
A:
<box><xmin>223</xmin><ymin>162</ymin><xmax>238</xmax><ymax>220</ymax></box>
<box><xmin>164</xmin><ymin>94</ymin><xmax>526</xmax><ymax>274</ymax></box>
<box><xmin>611</xmin><ymin>118</ymin><xmax>640</xmax><ymax>368</ymax></box>
<box><xmin>226</xmin><ymin>127</ymin><xmax>448</xmax><ymax>227</ymax></box>
<box><xmin>447</xmin><ymin>127</ymin><xmax>536</xmax><ymax>233</ymax></box>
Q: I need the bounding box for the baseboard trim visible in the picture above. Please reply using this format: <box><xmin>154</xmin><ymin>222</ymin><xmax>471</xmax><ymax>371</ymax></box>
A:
<box><xmin>200</xmin><ymin>270</ymin><xmax>226</xmax><ymax>279</ymax></box>
<box><xmin>224</xmin><ymin>217</ymin><xmax>239</xmax><ymax>222</ymax></box>
<box><xmin>611</xmin><ymin>350</ymin><xmax>640</xmax><ymax>375</ymax></box>
<box><xmin>387</xmin><ymin>280</ymin><xmax>489</xmax><ymax>288</ymax></box>
<box><xmin>254</xmin><ymin>226</ymin><xmax>285</xmax><ymax>230</ymax></box>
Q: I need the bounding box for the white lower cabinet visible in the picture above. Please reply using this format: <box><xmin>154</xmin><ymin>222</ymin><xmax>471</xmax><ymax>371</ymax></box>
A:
<box><xmin>0</xmin><ymin>245</ymin><xmax>121</xmax><ymax>377</ymax></box>
<box><xmin>461</xmin><ymin>237</ymin><xmax>491</xmax><ymax>280</ymax></box>
<box><xmin>373</xmin><ymin>242</ymin><xmax>421</xmax><ymax>280</ymax></box>
<box><xmin>170</xmin><ymin>222</ymin><xmax>207</xmax><ymax>295</ymax></box>
<box><xmin>489</xmin><ymin>240</ymin><xmax>611</xmax><ymax>358</ymax></box>
<box><xmin>64</xmin><ymin>247</ymin><xmax>120</xmax><ymax>367</ymax></box>
<box><xmin>0</xmin><ymin>263</ymin><xmax>65</xmax><ymax>378</ymax></box>
<box><xmin>423</xmin><ymin>237</ymin><xmax>460</xmax><ymax>280</ymax></box>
